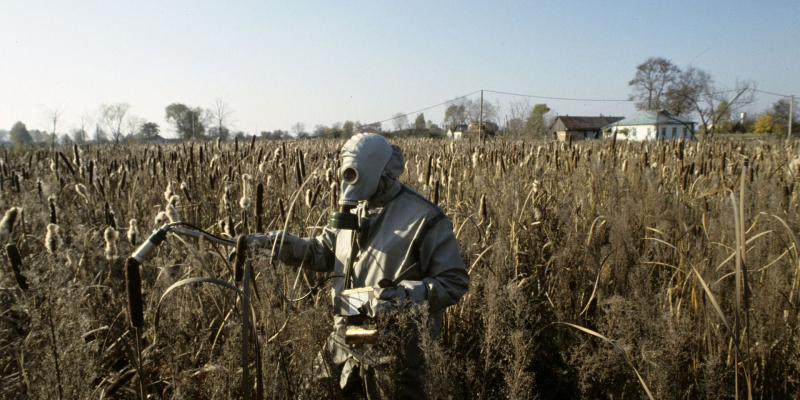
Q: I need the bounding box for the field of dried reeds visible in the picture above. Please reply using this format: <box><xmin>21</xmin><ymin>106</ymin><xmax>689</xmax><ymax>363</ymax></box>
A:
<box><xmin>1</xmin><ymin>136</ymin><xmax>799</xmax><ymax>399</ymax></box>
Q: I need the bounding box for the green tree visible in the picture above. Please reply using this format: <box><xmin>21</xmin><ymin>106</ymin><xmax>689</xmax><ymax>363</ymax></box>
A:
<box><xmin>770</xmin><ymin>98</ymin><xmax>798</xmax><ymax>134</ymax></box>
<box><xmin>753</xmin><ymin>113</ymin><xmax>774</xmax><ymax>133</ymax></box>
<box><xmin>165</xmin><ymin>103</ymin><xmax>207</xmax><ymax>139</ymax></box>
<box><xmin>139</xmin><ymin>122</ymin><xmax>160</xmax><ymax>140</ymax></box>
<box><xmin>714</xmin><ymin>100</ymin><xmax>732</xmax><ymax>133</ymax></box>
<box><xmin>525</xmin><ymin>104</ymin><xmax>551</xmax><ymax>136</ymax></box>
<box><xmin>414</xmin><ymin>113</ymin><xmax>426</xmax><ymax>133</ymax></box>
<box><xmin>9</xmin><ymin>122</ymin><xmax>33</xmax><ymax>147</ymax></box>
<box><xmin>342</xmin><ymin>120</ymin><xmax>354</xmax><ymax>137</ymax></box>
<box><xmin>444</xmin><ymin>103</ymin><xmax>467</xmax><ymax>128</ymax></box>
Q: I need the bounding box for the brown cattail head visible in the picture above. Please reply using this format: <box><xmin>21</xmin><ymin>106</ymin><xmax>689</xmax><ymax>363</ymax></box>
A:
<box><xmin>6</xmin><ymin>244</ymin><xmax>27</xmax><ymax>291</ymax></box>
<box><xmin>127</xmin><ymin>219</ymin><xmax>139</xmax><ymax>245</ymax></box>
<box><xmin>0</xmin><ymin>207</ymin><xmax>20</xmax><ymax>243</ymax></box>
<box><xmin>45</xmin><ymin>223</ymin><xmax>61</xmax><ymax>254</ymax></box>
<box><xmin>104</xmin><ymin>201</ymin><xmax>117</xmax><ymax>229</ymax></box>
<box><xmin>255</xmin><ymin>183</ymin><xmax>264</xmax><ymax>232</ymax></box>
<box><xmin>104</xmin><ymin>227</ymin><xmax>119</xmax><ymax>261</ymax></box>
<box><xmin>479</xmin><ymin>193</ymin><xmax>487</xmax><ymax>223</ymax></box>
<box><xmin>48</xmin><ymin>195</ymin><xmax>57</xmax><ymax>224</ymax></box>
<box><xmin>125</xmin><ymin>257</ymin><xmax>144</xmax><ymax>328</ymax></box>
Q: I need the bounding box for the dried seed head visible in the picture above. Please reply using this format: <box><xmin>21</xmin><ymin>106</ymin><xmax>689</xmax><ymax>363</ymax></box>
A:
<box><xmin>165</xmin><ymin>203</ymin><xmax>181</xmax><ymax>223</ymax></box>
<box><xmin>6</xmin><ymin>244</ymin><xmax>27</xmax><ymax>291</ymax></box>
<box><xmin>164</xmin><ymin>182</ymin><xmax>175</xmax><ymax>202</ymax></box>
<box><xmin>50</xmin><ymin>159</ymin><xmax>57</xmax><ymax>172</ymax></box>
<box><xmin>169</xmin><ymin>195</ymin><xmax>180</xmax><ymax>207</ymax></box>
<box><xmin>0</xmin><ymin>207</ymin><xmax>20</xmax><ymax>243</ymax></box>
<box><xmin>125</xmin><ymin>258</ymin><xmax>143</xmax><ymax>328</ymax></box>
<box><xmin>48</xmin><ymin>195</ymin><xmax>58</xmax><ymax>224</ymax></box>
<box><xmin>75</xmin><ymin>183</ymin><xmax>90</xmax><ymax>203</ymax></box>
<box><xmin>104</xmin><ymin>227</ymin><xmax>119</xmax><ymax>261</ymax></box>
<box><xmin>479</xmin><ymin>194</ymin><xmax>487</xmax><ymax>223</ymax></box>
<box><xmin>154</xmin><ymin>211</ymin><xmax>168</xmax><ymax>226</ymax></box>
<box><xmin>127</xmin><ymin>219</ymin><xmax>139</xmax><ymax>245</ymax></box>
<box><xmin>45</xmin><ymin>223</ymin><xmax>61</xmax><ymax>254</ymax></box>
<box><xmin>258</xmin><ymin>162</ymin><xmax>268</xmax><ymax>173</ymax></box>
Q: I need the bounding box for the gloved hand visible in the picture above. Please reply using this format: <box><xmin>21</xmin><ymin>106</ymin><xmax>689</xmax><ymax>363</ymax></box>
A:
<box><xmin>358</xmin><ymin>285</ymin><xmax>408</xmax><ymax>318</ymax></box>
<box><xmin>246</xmin><ymin>231</ymin><xmax>294</xmax><ymax>261</ymax></box>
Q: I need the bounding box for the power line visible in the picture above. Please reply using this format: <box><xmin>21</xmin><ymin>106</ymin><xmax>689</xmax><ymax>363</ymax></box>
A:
<box><xmin>367</xmin><ymin>90</ymin><xmax>481</xmax><ymax>126</ymax></box>
<box><xmin>752</xmin><ymin>88</ymin><xmax>792</xmax><ymax>98</ymax></box>
<box><xmin>483</xmin><ymin>89</ymin><xmax>633</xmax><ymax>102</ymax></box>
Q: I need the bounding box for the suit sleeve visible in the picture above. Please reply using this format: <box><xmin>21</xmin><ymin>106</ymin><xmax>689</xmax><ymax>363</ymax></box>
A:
<box><xmin>404</xmin><ymin>216</ymin><xmax>469</xmax><ymax>312</ymax></box>
<box><xmin>281</xmin><ymin>226</ymin><xmax>337</xmax><ymax>272</ymax></box>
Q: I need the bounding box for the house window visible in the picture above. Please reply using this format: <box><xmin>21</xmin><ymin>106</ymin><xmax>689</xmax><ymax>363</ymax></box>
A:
<box><xmin>683</xmin><ymin>127</ymin><xmax>688</xmax><ymax>136</ymax></box>
<box><xmin>661</xmin><ymin>127</ymin><xmax>667</xmax><ymax>137</ymax></box>
<box><xmin>647</xmin><ymin>127</ymin><xmax>652</xmax><ymax>138</ymax></box>
<box><xmin>672</xmin><ymin>127</ymin><xmax>677</xmax><ymax>137</ymax></box>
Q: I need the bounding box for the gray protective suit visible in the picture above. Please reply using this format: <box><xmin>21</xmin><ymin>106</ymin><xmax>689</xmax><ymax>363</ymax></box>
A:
<box><xmin>249</xmin><ymin>135</ymin><xmax>469</xmax><ymax>398</ymax></box>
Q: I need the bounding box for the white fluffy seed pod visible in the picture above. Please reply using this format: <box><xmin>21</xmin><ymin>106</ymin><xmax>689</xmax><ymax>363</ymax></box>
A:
<box><xmin>75</xmin><ymin>184</ymin><xmax>90</xmax><ymax>204</ymax></box>
<box><xmin>239</xmin><ymin>196</ymin><xmax>252</xmax><ymax>209</ymax></box>
<box><xmin>258</xmin><ymin>162</ymin><xmax>268</xmax><ymax>173</ymax></box>
<box><xmin>154</xmin><ymin>211</ymin><xmax>169</xmax><ymax>226</ymax></box>
<box><xmin>127</xmin><ymin>219</ymin><xmax>139</xmax><ymax>245</ymax></box>
<box><xmin>50</xmin><ymin>160</ymin><xmax>57</xmax><ymax>172</ymax></box>
<box><xmin>104</xmin><ymin>227</ymin><xmax>119</xmax><ymax>261</ymax></box>
<box><xmin>164</xmin><ymin>182</ymin><xmax>176</xmax><ymax>202</ymax></box>
<box><xmin>169</xmin><ymin>195</ymin><xmax>180</xmax><ymax>207</ymax></box>
<box><xmin>0</xmin><ymin>207</ymin><xmax>20</xmax><ymax>244</ymax></box>
<box><xmin>165</xmin><ymin>204</ymin><xmax>181</xmax><ymax>223</ymax></box>
<box><xmin>45</xmin><ymin>223</ymin><xmax>61</xmax><ymax>254</ymax></box>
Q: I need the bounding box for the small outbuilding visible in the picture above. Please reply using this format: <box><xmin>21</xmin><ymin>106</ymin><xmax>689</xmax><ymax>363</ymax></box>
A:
<box><xmin>550</xmin><ymin>116</ymin><xmax>624</xmax><ymax>141</ymax></box>
<box><xmin>603</xmin><ymin>110</ymin><xmax>696</xmax><ymax>141</ymax></box>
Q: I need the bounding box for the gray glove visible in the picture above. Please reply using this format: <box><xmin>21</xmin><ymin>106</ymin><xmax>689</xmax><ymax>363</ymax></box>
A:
<box><xmin>246</xmin><ymin>231</ymin><xmax>294</xmax><ymax>261</ymax></box>
<box><xmin>358</xmin><ymin>286</ymin><xmax>408</xmax><ymax>318</ymax></box>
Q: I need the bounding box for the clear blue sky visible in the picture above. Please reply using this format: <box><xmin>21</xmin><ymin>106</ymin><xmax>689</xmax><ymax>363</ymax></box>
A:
<box><xmin>1</xmin><ymin>0</ymin><xmax>798</xmax><ymax>137</ymax></box>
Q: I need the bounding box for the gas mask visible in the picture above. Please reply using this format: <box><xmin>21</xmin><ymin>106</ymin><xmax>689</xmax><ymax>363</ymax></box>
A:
<box><xmin>329</xmin><ymin>134</ymin><xmax>392</xmax><ymax>230</ymax></box>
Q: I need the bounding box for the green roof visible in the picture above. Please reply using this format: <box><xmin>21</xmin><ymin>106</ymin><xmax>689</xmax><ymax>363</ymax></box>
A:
<box><xmin>604</xmin><ymin>110</ymin><xmax>696</xmax><ymax>128</ymax></box>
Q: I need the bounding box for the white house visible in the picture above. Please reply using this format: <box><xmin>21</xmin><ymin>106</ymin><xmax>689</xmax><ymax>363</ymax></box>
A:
<box><xmin>604</xmin><ymin>110</ymin><xmax>696</xmax><ymax>141</ymax></box>
<box><xmin>446</xmin><ymin>124</ymin><xmax>467</xmax><ymax>139</ymax></box>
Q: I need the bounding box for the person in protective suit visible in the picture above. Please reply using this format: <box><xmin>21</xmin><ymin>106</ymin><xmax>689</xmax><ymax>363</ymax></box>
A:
<box><xmin>248</xmin><ymin>133</ymin><xmax>469</xmax><ymax>398</ymax></box>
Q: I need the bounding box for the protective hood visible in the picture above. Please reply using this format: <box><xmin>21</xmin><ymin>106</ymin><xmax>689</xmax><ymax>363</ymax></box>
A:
<box><xmin>339</xmin><ymin>133</ymin><xmax>393</xmax><ymax>205</ymax></box>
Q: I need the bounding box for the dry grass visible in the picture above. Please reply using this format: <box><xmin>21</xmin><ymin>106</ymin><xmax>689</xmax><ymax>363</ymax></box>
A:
<box><xmin>0</xmin><ymin>137</ymin><xmax>798</xmax><ymax>399</ymax></box>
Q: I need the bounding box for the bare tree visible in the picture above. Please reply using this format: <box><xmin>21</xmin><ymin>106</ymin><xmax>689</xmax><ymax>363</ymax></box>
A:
<box><xmin>506</xmin><ymin>98</ymin><xmax>532</xmax><ymax>137</ymax></box>
<box><xmin>99</xmin><ymin>103</ymin><xmax>131</xmax><ymax>142</ymax></box>
<box><xmin>208</xmin><ymin>98</ymin><xmax>235</xmax><ymax>141</ymax></box>
<box><xmin>667</xmin><ymin>66</ymin><xmax>756</xmax><ymax>139</ymax></box>
<box><xmin>392</xmin><ymin>113</ymin><xmax>410</xmax><ymax>132</ymax></box>
<box><xmin>43</xmin><ymin>106</ymin><xmax>64</xmax><ymax>146</ymax></box>
<box><xmin>629</xmin><ymin>57</ymin><xmax>680</xmax><ymax>110</ymax></box>
<box><xmin>291</xmin><ymin>122</ymin><xmax>306</xmax><ymax>137</ymax></box>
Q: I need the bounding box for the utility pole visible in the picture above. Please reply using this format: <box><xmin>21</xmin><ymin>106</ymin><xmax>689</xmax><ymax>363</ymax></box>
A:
<box><xmin>479</xmin><ymin>90</ymin><xmax>484</xmax><ymax>146</ymax></box>
<box><xmin>789</xmin><ymin>95</ymin><xmax>794</xmax><ymax>139</ymax></box>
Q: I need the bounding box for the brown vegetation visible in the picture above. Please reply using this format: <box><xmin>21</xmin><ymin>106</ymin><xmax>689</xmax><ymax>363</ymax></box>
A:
<box><xmin>0</xmin><ymin>137</ymin><xmax>798</xmax><ymax>399</ymax></box>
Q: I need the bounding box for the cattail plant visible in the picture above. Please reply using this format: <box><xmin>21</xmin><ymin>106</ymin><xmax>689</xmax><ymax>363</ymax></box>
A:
<box><xmin>180</xmin><ymin>181</ymin><xmax>192</xmax><ymax>203</ymax></box>
<box><xmin>75</xmin><ymin>183</ymin><xmax>90</xmax><ymax>204</ymax></box>
<box><xmin>0</xmin><ymin>207</ymin><xmax>20</xmax><ymax>244</ymax></box>
<box><xmin>154</xmin><ymin>211</ymin><xmax>168</xmax><ymax>226</ymax></box>
<box><xmin>6</xmin><ymin>244</ymin><xmax>27</xmax><ymax>290</ymax></box>
<box><xmin>240</xmin><ymin>174</ymin><xmax>253</xmax><ymax>209</ymax></box>
<box><xmin>255</xmin><ymin>182</ymin><xmax>264</xmax><ymax>232</ymax></box>
<box><xmin>128</xmin><ymin>219</ymin><xmax>139</xmax><ymax>245</ymax></box>
<box><xmin>164</xmin><ymin>182</ymin><xmax>176</xmax><ymax>201</ymax></box>
<box><xmin>165</xmin><ymin>203</ymin><xmax>181</xmax><ymax>223</ymax></box>
<box><xmin>45</xmin><ymin>223</ymin><xmax>61</xmax><ymax>254</ymax></box>
<box><xmin>104</xmin><ymin>227</ymin><xmax>119</xmax><ymax>260</ymax></box>
<box><xmin>48</xmin><ymin>195</ymin><xmax>58</xmax><ymax>224</ymax></box>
